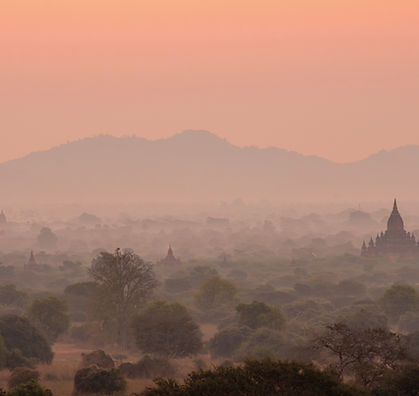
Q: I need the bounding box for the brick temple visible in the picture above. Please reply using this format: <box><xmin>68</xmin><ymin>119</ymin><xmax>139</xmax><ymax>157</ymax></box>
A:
<box><xmin>361</xmin><ymin>199</ymin><xmax>418</xmax><ymax>260</ymax></box>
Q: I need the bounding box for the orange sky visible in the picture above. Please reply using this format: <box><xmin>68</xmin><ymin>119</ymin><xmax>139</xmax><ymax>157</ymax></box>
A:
<box><xmin>1</xmin><ymin>0</ymin><xmax>419</xmax><ymax>163</ymax></box>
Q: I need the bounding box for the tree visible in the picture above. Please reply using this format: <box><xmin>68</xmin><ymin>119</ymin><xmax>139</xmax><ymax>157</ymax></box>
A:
<box><xmin>0</xmin><ymin>314</ymin><xmax>53</xmax><ymax>364</ymax></box>
<box><xmin>26</xmin><ymin>297</ymin><xmax>70</xmax><ymax>343</ymax></box>
<box><xmin>208</xmin><ymin>326</ymin><xmax>250</xmax><ymax>358</ymax></box>
<box><xmin>239</xmin><ymin>328</ymin><xmax>286</xmax><ymax>360</ymax></box>
<box><xmin>139</xmin><ymin>359</ymin><xmax>363</xmax><ymax>396</ymax></box>
<box><xmin>7</xmin><ymin>380</ymin><xmax>52</xmax><ymax>396</ymax></box>
<box><xmin>188</xmin><ymin>266</ymin><xmax>218</xmax><ymax>288</ymax></box>
<box><xmin>36</xmin><ymin>227</ymin><xmax>58</xmax><ymax>250</ymax></box>
<box><xmin>64</xmin><ymin>281</ymin><xmax>98</xmax><ymax>321</ymax></box>
<box><xmin>372</xmin><ymin>364</ymin><xmax>419</xmax><ymax>396</ymax></box>
<box><xmin>132</xmin><ymin>300</ymin><xmax>202</xmax><ymax>358</ymax></box>
<box><xmin>89</xmin><ymin>249</ymin><xmax>157</xmax><ymax>347</ymax></box>
<box><xmin>334</xmin><ymin>306</ymin><xmax>388</xmax><ymax>330</ymax></box>
<box><xmin>8</xmin><ymin>367</ymin><xmax>40</xmax><ymax>388</ymax></box>
<box><xmin>236</xmin><ymin>301</ymin><xmax>285</xmax><ymax>331</ymax></box>
<box><xmin>195</xmin><ymin>276</ymin><xmax>237</xmax><ymax>311</ymax></box>
<box><xmin>0</xmin><ymin>285</ymin><xmax>28</xmax><ymax>308</ymax></box>
<box><xmin>73</xmin><ymin>367</ymin><xmax>126</xmax><ymax>395</ymax></box>
<box><xmin>316</xmin><ymin>323</ymin><xmax>405</xmax><ymax>388</ymax></box>
<box><xmin>380</xmin><ymin>284</ymin><xmax>419</xmax><ymax>322</ymax></box>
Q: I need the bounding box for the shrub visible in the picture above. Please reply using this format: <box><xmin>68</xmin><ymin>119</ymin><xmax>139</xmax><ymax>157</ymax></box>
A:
<box><xmin>26</xmin><ymin>297</ymin><xmax>70</xmax><ymax>344</ymax></box>
<box><xmin>0</xmin><ymin>315</ymin><xmax>53</xmax><ymax>364</ymax></box>
<box><xmin>6</xmin><ymin>349</ymin><xmax>34</xmax><ymax>370</ymax></box>
<box><xmin>8</xmin><ymin>367</ymin><xmax>40</xmax><ymax>389</ymax></box>
<box><xmin>236</xmin><ymin>301</ymin><xmax>285</xmax><ymax>331</ymax></box>
<box><xmin>73</xmin><ymin>367</ymin><xmax>126</xmax><ymax>395</ymax></box>
<box><xmin>119</xmin><ymin>356</ymin><xmax>174</xmax><ymax>379</ymax></box>
<box><xmin>0</xmin><ymin>285</ymin><xmax>28</xmax><ymax>308</ymax></box>
<box><xmin>139</xmin><ymin>359</ymin><xmax>363</xmax><ymax>396</ymax></box>
<box><xmin>208</xmin><ymin>326</ymin><xmax>250</xmax><ymax>358</ymax></box>
<box><xmin>195</xmin><ymin>276</ymin><xmax>237</xmax><ymax>311</ymax></box>
<box><xmin>239</xmin><ymin>328</ymin><xmax>287</xmax><ymax>360</ymax></box>
<box><xmin>81</xmin><ymin>350</ymin><xmax>114</xmax><ymax>369</ymax></box>
<box><xmin>133</xmin><ymin>300</ymin><xmax>202</xmax><ymax>358</ymax></box>
<box><xmin>7</xmin><ymin>379</ymin><xmax>52</xmax><ymax>396</ymax></box>
<box><xmin>380</xmin><ymin>284</ymin><xmax>419</xmax><ymax>322</ymax></box>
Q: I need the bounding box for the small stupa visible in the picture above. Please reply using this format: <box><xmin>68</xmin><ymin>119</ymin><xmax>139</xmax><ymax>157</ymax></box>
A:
<box><xmin>158</xmin><ymin>245</ymin><xmax>182</xmax><ymax>266</ymax></box>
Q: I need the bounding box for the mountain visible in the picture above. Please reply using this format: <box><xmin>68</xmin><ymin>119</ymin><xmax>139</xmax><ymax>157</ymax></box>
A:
<box><xmin>0</xmin><ymin>130</ymin><xmax>417</xmax><ymax>203</ymax></box>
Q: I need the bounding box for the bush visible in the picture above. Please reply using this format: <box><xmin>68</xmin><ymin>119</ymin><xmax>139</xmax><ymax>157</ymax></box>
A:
<box><xmin>239</xmin><ymin>328</ymin><xmax>287</xmax><ymax>360</ymax></box>
<box><xmin>380</xmin><ymin>284</ymin><xmax>419</xmax><ymax>322</ymax></box>
<box><xmin>236</xmin><ymin>301</ymin><xmax>285</xmax><ymax>331</ymax></box>
<box><xmin>8</xmin><ymin>367</ymin><xmax>39</xmax><ymax>389</ymax></box>
<box><xmin>26</xmin><ymin>297</ymin><xmax>70</xmax><ymax>344</ymax></box>
<box><xmin>139</xmin><ymin>359</ymin><xmax>363</xmax><ymax>396</ymax></box>
<box><xmin>0</xmin><ymin>315</ymin><xmax>53</xmax><ymax>364</ymax></box>
<box><xmin>195</xmin><ymin>276</ymin><xmax>236</xmax><ymax>311</ymax></box>
<box><xmin>73</xmin><ymin>367</ymin><xmax>126</xmax><ymax>395</ymax></box>
<box><xmin>6</xmin><ymin>349</ymin><xmax>34</xmax><ymax>370</ymax></box>
<box><xmin>0</xmin><ymin>285</ymin><xmax>28</xmax><ymax>308</ymax></box>
<box><xmin>133</xmin><ymin>300</ymin><xmax>202</xmax><ymax>358</ymax></box>
<box><xmin>208</xmin><ymin>326</ymin><xmax>250</xmax><ymax>358</ymax></box>
<box><xmin>7</xmin><ymin>379</ymin><xmax>52</xmax><ymax>396</ymax></box>
<box><xmin>81</xmin><ymin>350</ymin><xmax>114</xmax><ymax>369</ymax></box>
<box><xmin>119</xmin><ymin>356</ymin><xmax>175</xmax><ymax>379</ymax></box>
<box><xmin>375</xmin><ymin>364</ymin><xmax>419</xmax><ymax>396</ymax></box>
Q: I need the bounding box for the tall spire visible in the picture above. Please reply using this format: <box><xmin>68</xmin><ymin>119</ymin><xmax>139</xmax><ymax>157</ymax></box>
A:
<box><xmin>393</xmin><ymin>198</ymin><xmax>398</xmax><ymax>213</ymax></box>
<box><xmin>387</xmin><ymin>198</ymin><xmax>404</xmax><ymax>232</ymax></box>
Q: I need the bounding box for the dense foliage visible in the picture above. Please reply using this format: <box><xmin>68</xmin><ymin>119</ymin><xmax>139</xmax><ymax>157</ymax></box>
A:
<box><xmin>236</xmin><ymin>301</ymin><xmax>286</xmax><ymax>331</ymax></box>
<box><xmin>26</xmin><ymin>297</ymin><xmax>70</xmax><ymax>343</ymax></box>
<box><xmin>73</xmin><ymin>367</ymin><xmax>126</xmax><ymax>395</ymax></box>
<box><xmin>133</xmin><ymin>300</ymin><xmax>202</xmax><ymax>358</ymax></box>
<box><xmin>0</xmin><ymin>315</ymin><xmax>53</xmax><ymax>365</ymax></box>
<box><xmin>195</xmin><ymin>276</ymin><xmax>237</xmax><ymax>311</ymax></box>
<box><xmin>139</xmin><ymin>359</ymin><xmax>363</xmax><ymax>396</ymax></box>
<box><xmin>89</xmin><ymin>248</ymin><xmax>157</xmax><ymax>347</ymax></box>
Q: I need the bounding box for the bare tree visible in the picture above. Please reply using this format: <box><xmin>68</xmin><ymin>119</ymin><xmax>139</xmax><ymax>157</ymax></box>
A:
<box><xmin>315</xmin><ymin>322</ymin><xmax>406</xmax><ymax>388</ymax></box>
<box><xmin>89</xmin><ymin>248</ymin><xmax>157</xmax><ymax>348</ymax></box>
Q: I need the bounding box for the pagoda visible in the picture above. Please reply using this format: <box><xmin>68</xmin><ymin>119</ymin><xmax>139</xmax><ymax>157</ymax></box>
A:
<box><xmin>158</xmin><ymin>245</ymin><xmax>181</xmax><ymax>266</ymax></box>
<box><xmin>0</xmin><ymin>211</ymin><xmax>6</xmax><ymax>224</ymax></box>
<box><xmin>361</xmin><ymin>199</ymin><xmax>419</xmax><ymax>259</ymax></box>
<box><xmin>24</xmin><ymin>251</ymin><xmax>43</xmax><ymax>271</ymax></box>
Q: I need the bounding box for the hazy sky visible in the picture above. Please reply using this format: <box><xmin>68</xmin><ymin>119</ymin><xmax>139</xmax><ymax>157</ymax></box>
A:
<box><xmin>1</xmin><ymin>0</ymin><xmax>419</xmax><ymax>163</ymax></box>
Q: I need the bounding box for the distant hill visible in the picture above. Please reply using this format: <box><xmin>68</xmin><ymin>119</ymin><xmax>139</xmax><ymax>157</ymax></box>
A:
<box><xmin>0</xmin><ymin>130</ymin><xmax>417</xmax><ymax>203</ymax></box>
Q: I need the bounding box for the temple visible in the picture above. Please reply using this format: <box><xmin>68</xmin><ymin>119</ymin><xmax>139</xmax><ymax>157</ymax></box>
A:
<box><xmin>158</xmin><ymin>245</ymin><xmax>182</xmax><ymax>266</ymax></box>
<box><xmin>24</xmin><ymin>251</ymin><xmax>43</xmax><ymax>271</ymax></box>
<box><xmin>361</xmin><ymin>199</ymin><xmax>419</xmax><ymax>259</ymax></box>
<box><xmin>0</xmin><ymin>210</ymin><xmax>7</xmax><ymax>224</ymax></box>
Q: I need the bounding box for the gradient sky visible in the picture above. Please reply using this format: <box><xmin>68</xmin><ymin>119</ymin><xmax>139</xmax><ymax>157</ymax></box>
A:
<box><xmin>1</xmin><ymin>0</ymin><xmax>419</xmax><ymax>163</ymax></box>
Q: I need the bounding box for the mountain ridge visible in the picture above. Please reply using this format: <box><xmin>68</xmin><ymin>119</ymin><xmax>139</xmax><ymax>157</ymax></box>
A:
<box><xmin>0</xmin><ymin>130</ymin><xmax>417</xmax><ymax>203</ymax></box>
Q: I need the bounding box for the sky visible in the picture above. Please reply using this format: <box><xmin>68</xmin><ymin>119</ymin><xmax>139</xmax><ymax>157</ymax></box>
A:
<box><xmin>1</xmin><ymin>0</ymin><xmax>419</xmax><ymax>163</ymax></box>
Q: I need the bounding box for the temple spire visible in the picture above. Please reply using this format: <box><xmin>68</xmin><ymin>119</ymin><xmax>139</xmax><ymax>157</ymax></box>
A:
<box><xmin>393</xmin><ymin>198</ymin><xmax>398</xmax><ymax>212</ymax></box>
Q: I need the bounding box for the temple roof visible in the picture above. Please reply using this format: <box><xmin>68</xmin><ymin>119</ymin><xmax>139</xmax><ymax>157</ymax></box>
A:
<box><xmin>387</xmin><ymin>199</ymin><xmax>404</xmax><ymax>232</ymax></box>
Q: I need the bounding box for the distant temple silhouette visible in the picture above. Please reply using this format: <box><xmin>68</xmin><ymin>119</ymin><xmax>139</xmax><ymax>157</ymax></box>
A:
<box><xmin>159</xmin><ymin>245</ymin><xmax>182</xmax><ymax>266</ymax></box>
<box><xmin>25</xmin><ymin>251</ymin><xmax>43</xmax><ymax>271</ymax></box>
<box><xmin>361</xmin><ymin>199</ymin><xmax>418</xmax><ymax>259</ymax></box>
